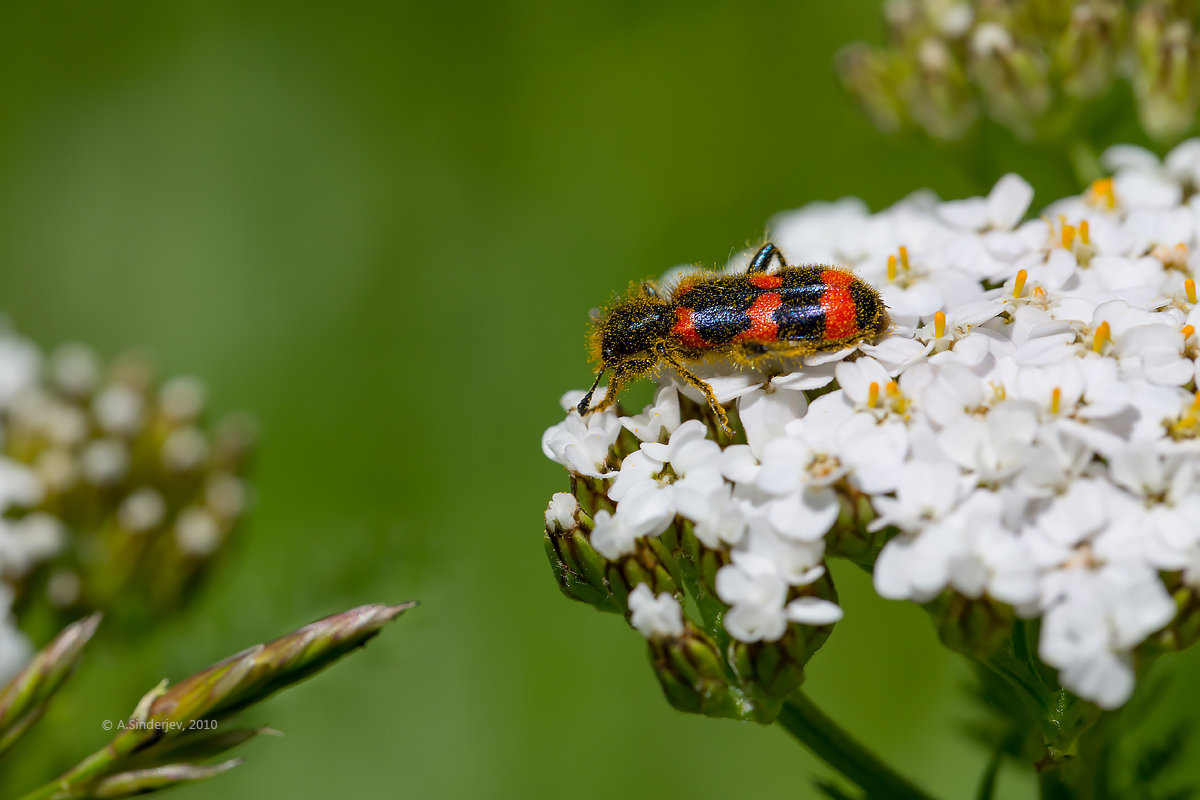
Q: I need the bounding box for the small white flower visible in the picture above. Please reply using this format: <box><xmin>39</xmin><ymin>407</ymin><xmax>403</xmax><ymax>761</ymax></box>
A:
<box><xmin>93</xmin><ymin>385</ymin><xmax>144</xmax><ymax>436</ymax></box>
<box><xmin>541</xmin><ymin>400</ymin><xmax>621</xmax><ymax>478</ymax></box>
<box><xmin>716</xmin><ymin>554</ymin><xmax>789</xmax><ymax>642</ymax></box>
<box><xmin>621</xmin><ymin>385</ymin><xmax>681</xmax><ymax>443</ymax></box>
<box><xmin>50</xmin><ymin>343</ymin><xmax>100</xmax><ymax>396</ymax></box>
<box><xmin>0</xmin><ymin>335</ymin><xmax>41</xmax><ymax>410</ymax></box>
<box><xmin>938</xmin><ymin>173</ymin><xmax>1034</xmax><ymax>231</ymax></box>
<box><xmin>734</xmin><ymin>523</ymin><xmax>826</xmax><ymax>586</ymax></box>
<box><xmin>675</xmin><ymin>482</ymin><xmax>747</xmax><ymax>548</ymax></box>
<box><xmin>869</xmin><ymin>461</ymin><xmax>969</xmax><ymax>533</ymax></box>
<box><xmin>80</xmin><ymin>439</ymin><xmax>129</xmax><ymax>486</ymax></box>
<box><xmin>544</xmin><ymin>492</ymin><xmax>579</xmax><ymax>532</ymax></box>
<box><xmin>162</xmin><ymin>427</ymin><xmax>209</xmax><ymax>472</ymax></box>
<box><xmin>120</xmin><ymin>489</ymin><xmax>167</xmax><ymax>533</ymax></box>
<box><xmin>0</xmin><ymin>458</ymin><xmax>43</xmax><ymax>510</ymax></box>
<box><xmin>628</xmin><ymin>584</ymin><xmax>685</xmax><ymax>639</ymax></box>
<box><xmin>786</xmin><ymin>596</ymin><xmax>843</xmax><ymax>625</ymax></box>
<box><xmin>174</xmin><ymin>507</ymin><xmax>223</xmax><ymax>557</ymax></box>
<box><xmin>938</xmin><ymin>401</ymin><xmax>1038</xmax><ymax>481</ymax></box>
<box><xmin>1112</xmin><ymin>324</ymin><xmax>1192</xmax><ymax>386</ymax></box>
<box><xmin>160</xmin><ymin>376</ymin><xmax>206</xmax><ymax>422</ymax></box>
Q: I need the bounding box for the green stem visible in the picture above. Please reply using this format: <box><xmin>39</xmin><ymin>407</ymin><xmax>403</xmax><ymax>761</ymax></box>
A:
<box><xmin>16</xmin><ymin>780</ymin><xmax>72</xmax><ymax>800</ymax></box>
<box><xmin>778</xmin><ymin>693</ymin><xmax>938</xmax><ymax>800</ymax></box>
<box><xmin>13</xmin><ymin>745</ymin><xmax>117</xmax><ymax>800</ymax></box>
<box><xmin>1037</xmin><ymin>764</ymin><xmax>1074</xmax><ymax>800</ymax></box>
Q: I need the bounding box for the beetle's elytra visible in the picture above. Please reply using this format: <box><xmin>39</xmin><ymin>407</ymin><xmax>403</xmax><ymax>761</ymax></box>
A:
<box><xmin>578</xmin><ymin>242</ymin><xmax>890</xmax><ymax>436</ymax></box>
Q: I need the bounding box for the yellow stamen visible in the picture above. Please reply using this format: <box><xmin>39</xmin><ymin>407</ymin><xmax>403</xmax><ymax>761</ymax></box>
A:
<box><xmin>934</xmin><ymin>310</ymin><xmax>946</xmax><ymax>338</ymax></box>
<box><xmin>867</xmin><ymin>382</ymin><xmax>880</xmax><ymax>409</ymax></box>
<box><xmin>1050</xmin><ymin>387</ymin><xmax>1061</xmax><ymax>415</ymax></box>
<box><xmin>885</xmin><ymin>380</ymin><xmax>900</xmax><ymax>397</ymax></box>
<box><xmin>1181</xmin><ymin>392</ymin><xmax>1200</xmax><ymax>430</ymax></box>
<box><xmin>887</xmin><ymin>254</ymin><xmax>897</xmax><ymax>282</ymax></box>
<box><xmin>1092</xmin><ymin>320</ymin><xmax>1110</xmax><ymax>353</ymax></box>
<box><xmin>899</xmin><ymin>245</ymin><xmax>910</xmax><ymax>271</ymax></box>
<box><xmin>1187</xmin><ymin>278</ymin><xmax>1197</xmax><ymax>304</ymax></box>
<box><xmin>1012</xmin><ymin>269</ymin><xmax>1027</xmax><ymax>298</ymax></box>
<box><xmin>1033</xmin><ymin>286</ymin><xmax>1047</xmax><ymax>299</ymax></box>
<box><xmin>1079</xmin><ymin>219</ymin><xmax>1090</xmax><ymax>245</ymax></box>
<box><xmin>1184</xmin><ymin>324</ymin><xmax>1195</xmax><ymax>339</ymax></box>
<box><xmin>1061</xmin><ymin>223</ymin><xmax>1077</xmax><ymax>249</ymax></box>
<box><xmin>1088</xmin><ymin>177</ymin><xmax>1115</xmax><ymax>210</ymax></box>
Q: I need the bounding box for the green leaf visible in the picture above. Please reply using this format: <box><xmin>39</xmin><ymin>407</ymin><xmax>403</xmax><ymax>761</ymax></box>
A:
<box><xmin>91</xmin><ymin>759</ymin><xmax>243</xmax><ymax>798</ymax></box>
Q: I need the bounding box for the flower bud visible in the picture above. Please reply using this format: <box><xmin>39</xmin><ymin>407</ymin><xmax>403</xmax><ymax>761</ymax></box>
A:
<box><xmin>906</xmin><ymin>36</ymin><xmax>980</xmax><ymax>140</ymax></box>
<box><xmin>728</xmin><ymin>574</ymin><xmax>839</xmax><ymax>724</ymax></box>
<box><xmin>836</xmin><ymin>43</ymin><xmax>909</xmax><ymax>133</ymax></box>
<box><xmin>968</xmin><ymin>24</ymin><xmax>1053</xmax><ymax>139</ymax></box>
<box><xmin>1132</xmin><ymin>2</ymin><xmax>1200</xmax><ymax>142</ymax></box>
<box><xmin>647</xmin><ymin>623</ymin><xmax>748</xmax><ymax>720</ymax></box>
<box><xmin>544</xmin><ymin>502</ymin><xmax>621</xmax><ymax>614</ymax></box>
<box><xmin>928</xmin><ymin>591</ymin><xmax>1016</xmax><ymax>658</ymax></box>
<box><xmin>1055</xmin><ymin>1</ymin><xmax>1127</xmax><ymax>99</ymax></box>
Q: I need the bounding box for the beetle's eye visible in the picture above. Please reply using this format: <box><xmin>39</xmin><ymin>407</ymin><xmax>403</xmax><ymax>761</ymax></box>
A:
<box><xmin>641</xmin><ymin>282</ymin><xmax>658</xmax><ymax>299</ymax></box>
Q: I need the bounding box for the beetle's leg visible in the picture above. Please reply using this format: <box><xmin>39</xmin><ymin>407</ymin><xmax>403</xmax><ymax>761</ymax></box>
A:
<box><xmin>577</xmin><ymin>365</ymin><xmax>609</xmax><ymax>416</ymax></box>
<box><xmin>639</xmin><ymin>281</ymin><xmax>660</xmax><ymax>299</ymax></box>
<box><xmin>656</xmin><ymin>346</ymin><xmax>734</xmax><ymax>436</ymax></box>
<box><xmin>730</xmin><ymin>341</ymin><xmax>772</xmax><ymax>368</ymax></box>
<box><xmin>589</xmin><ymin>357</ymin><xmax>655</xmax><ymax>414</ymax></box>
<box><xmin>747</xmin><ymin>242</ymin><xmax>788</xmax><ymax>274</ymax></box>
<box><xmin>750</xmin><ymin>340</ymin><xmax>820</xmax><ymax>360</ymax></box>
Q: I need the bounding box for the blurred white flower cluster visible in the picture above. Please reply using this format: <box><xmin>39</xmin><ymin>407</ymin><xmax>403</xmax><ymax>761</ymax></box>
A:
<box><xmin>0</xmin><ymin>330</ymin><xmax>254</xmax><ymax>682</ymax></box>
<box><xmin>839</xmin><ymin>0</ymin><xmax>1200</xmax><ymax>144</ymax></box>
<box><xmin>543</xmin><ymin>140</ymin><xmax>1200</xmax><ymax>711</ymax></box>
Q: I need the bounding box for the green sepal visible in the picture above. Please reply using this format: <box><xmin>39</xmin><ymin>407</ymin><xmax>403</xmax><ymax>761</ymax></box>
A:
<box><xmin>647</xmin><ymin>628</ymin><xmax>750</xmax><ymax>721</ymax></box>
<box><xmin>543</xmin><ymin>531</ymin><xmax>620</xmax><ymax>613</ymax></box>
<box><xmin>928</xmin><ymin>592</ymin><xmax>1016</xmax><ymax>659</ymax></box>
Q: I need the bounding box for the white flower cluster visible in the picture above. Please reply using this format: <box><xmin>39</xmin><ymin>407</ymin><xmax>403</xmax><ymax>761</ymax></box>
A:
<box><xmin>0</xmin><ymin>327</ymin><xmax>256</xmax><ymax>685</ymax></box>
<box><xmin>543</xmin><ymin>140</ymin><xmax>1200</xmax><ymax>710</ymax></box>
<box><xmin>0</xmin><ymin>332</ymin><xmax>48</xmax><ymax>683</ymax></box>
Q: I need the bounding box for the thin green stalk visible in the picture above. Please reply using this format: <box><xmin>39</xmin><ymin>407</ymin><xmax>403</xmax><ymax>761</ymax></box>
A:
<box><xmin>778</xmin><ymin>693</ymin><xmax>938</xmax><ymax>800</ymax></box>
<box><xmin>1037</xmin><ymin>764</ymin><xmax>1074</xmax><ymax>800</ymax></box>
<box><xmin>976</xmin><ymin>747</ymin><xmax>1003</xmax><ymax>800</ymax></box>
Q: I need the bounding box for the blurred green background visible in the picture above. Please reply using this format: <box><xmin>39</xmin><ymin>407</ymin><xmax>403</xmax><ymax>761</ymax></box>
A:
<box><xmin>1</xmin><ymin>1</ymin><xmax>1193</xmax><ymax>798</ymax></box>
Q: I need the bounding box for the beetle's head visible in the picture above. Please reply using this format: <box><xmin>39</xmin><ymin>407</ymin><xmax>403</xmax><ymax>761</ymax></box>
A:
<box><xmin>578</xmin><ymin>298</ymin><xmax>671</xmax><ymax>416</ymax></box>
<box><xmin>594</xmin><ymin>300</ymin><xmax>672</xmax><ymax>363</ymax></box>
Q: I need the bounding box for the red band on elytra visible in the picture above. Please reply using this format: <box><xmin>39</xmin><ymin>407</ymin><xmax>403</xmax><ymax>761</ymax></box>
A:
<box><xmin>733</xmin><ymin>292</ymin><xmax>782</xmax><ymax>342</ymax></box>
<box><xmin>749</xmin><ymin>274</ymin><xmax>784</xmax><ymax>290</ymax></box>
<box><xmin>672</xmin><ymin>306</ymin><xmax>709</xmax><ymax>347</ymax></box>
<box><xmin>821</xmin><ymin>285</ymin><xmax>858</xmax><ymax>339</ymax></box>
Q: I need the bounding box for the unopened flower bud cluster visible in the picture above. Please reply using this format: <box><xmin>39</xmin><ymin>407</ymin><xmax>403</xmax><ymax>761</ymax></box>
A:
<box><xmin>544</xmin><ymin>139</ymin><xmax>1200</xmax><ymax>712</ymax></box>
<box><xmin>839</xmin><ymin>0</ymin><xmax>1200</xmax><ymax>143</ymax></box>
<box><xmin>0</xmin><ymin>333</ymin><xmax>254</xmax><ymax>676</ymax></box>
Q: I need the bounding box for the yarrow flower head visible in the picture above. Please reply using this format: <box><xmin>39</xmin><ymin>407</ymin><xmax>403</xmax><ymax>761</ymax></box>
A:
<box><xmin>542</xmin><ymin>139</ymin><xmax>1200</xmax><ymax>725</ymax></box>
<box><xmin>0</xmin><ymin>332</ymin><xmax>255</xmax><ymax>665</ymax></box>
<box><xmin>839</xmin><ymin>0</ymin><xmax>1200</xmax><ymax>145</ymax></box>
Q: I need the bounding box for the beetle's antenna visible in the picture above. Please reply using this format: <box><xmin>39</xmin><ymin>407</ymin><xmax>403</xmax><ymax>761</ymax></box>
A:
<box><xmin>577</xmin><ymin>366</ymin><xmax>607</xmax><ymax>415</ymax></box>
